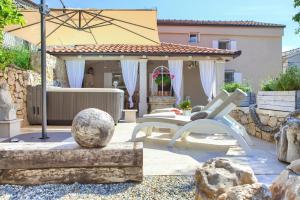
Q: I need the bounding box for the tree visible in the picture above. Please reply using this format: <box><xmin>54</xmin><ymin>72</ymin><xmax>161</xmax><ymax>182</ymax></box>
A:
<box><xmin>0</xmin><ymin>0</ymin><xmax>25</xmax><ymax>45</ymax></box>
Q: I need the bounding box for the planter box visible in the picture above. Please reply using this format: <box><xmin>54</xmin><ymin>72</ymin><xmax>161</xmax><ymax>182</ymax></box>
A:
<box><xmin>257</xmin><ymin>91</ymin><xmax>300</xmax><ymax>112</ymax></box>
<box><xmin>230</xmin><ymin>92</ymin><xmax>256</xmax><ymax>107</ymax></box>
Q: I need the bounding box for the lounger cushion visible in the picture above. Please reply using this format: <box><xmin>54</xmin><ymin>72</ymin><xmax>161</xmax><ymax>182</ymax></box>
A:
<box><xmin>137</xmin><ymin>115</ymin><xmax>191</xmax><ymax>126</ymax></box>
<box><xmin>191</xmin><ymin>105</ymin><xmax>205</xmax><ymax>113</ymax></box>
<box><xmin>143</xmin><ymin>112</ymin><xmax>176</xmax><ymax>118</ymax></box>
<box><xmin>190</xmin><ymin>111</ymin><xmax>209</xmax><ymax>121</ymax></box>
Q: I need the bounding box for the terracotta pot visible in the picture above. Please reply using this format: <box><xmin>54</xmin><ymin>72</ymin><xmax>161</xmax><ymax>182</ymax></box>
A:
<box><xmin>157</xmin><ymin>91</ymin><xmax>163</xmax><ymax>96</ymax></box>
<box><xmin>163</xmin><ymin>91</ymin><xmax>170</xmax><ymax>96</ymax></box>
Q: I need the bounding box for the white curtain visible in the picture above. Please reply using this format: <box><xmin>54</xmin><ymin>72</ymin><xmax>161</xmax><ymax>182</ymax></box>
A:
<box><xmin>121</xmin><ymin>60</ymin><xmax>139</xmax><ymax>108</ymax></box>
<box><xmin>168</xmin><ymin>60</ymin><xmax>183</xmax><ymax>105</ymax></box>
<box><xmin>66</xmin><ymin>60</ymin><xmax>85</xmax><ymax>88</ymax></box>
<box><xmin>199</xmin><ymin>60</ymin><xmax>216</xmax><ymax>101</ymax></box>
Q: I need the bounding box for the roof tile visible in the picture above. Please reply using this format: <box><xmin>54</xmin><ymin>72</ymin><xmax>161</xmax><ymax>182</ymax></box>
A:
<box><xmin>157</xmin><ymin>19</ymin><xmax>285</xmax><ymax>28</ymax></box>
<box><xmin>47</xmin><ymin>42</ymin><xmax>241</xmax><ymax>57</ymax></box>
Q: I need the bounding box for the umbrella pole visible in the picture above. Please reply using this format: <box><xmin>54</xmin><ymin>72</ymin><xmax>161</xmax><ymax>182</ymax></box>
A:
<box><xmin>40</xmin><ymin>0</ymin><xmax>49</xmax><ymax>139</ymax></box>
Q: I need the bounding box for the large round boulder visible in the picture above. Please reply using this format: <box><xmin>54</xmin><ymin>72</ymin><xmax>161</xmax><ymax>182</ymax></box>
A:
<box><xmin>71</xmin><ymin>108</ymin><xmax>115</xmax><ymax>148</ymax></box>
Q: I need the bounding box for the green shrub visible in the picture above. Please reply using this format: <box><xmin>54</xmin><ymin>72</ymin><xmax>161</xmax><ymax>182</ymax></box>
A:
<box><xmin>0</xmin><ymin>47</ymin><xmax>31</xmax><ymax>70</ymax></box>
<box><xmin>222</xmin><ymin>82</ymin><xmax>252</xmax><ymax>93</ymax></box>
<box><xmin>261</xmin><ymin>67</ymin><xmax>300</xmax><ymax>91</ymax></box>
<box><xmin>178</xmin><ymin>100</ymin><xmax>192</xmax><ymax>110</ymax></box>
<box><xmin>154</xmin><ymin>74</ymin><xmax>171</xmax><ymax>86</ymax></box>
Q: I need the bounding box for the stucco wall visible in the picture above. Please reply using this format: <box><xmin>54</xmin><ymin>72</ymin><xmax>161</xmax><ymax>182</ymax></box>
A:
<box><xmin>158</xmin><ymin>25</ymin><xmax>284</xmax><ymax>92</ymax></box>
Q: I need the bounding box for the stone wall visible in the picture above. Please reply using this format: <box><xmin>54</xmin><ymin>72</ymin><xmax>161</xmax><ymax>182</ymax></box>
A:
<box><xmin>31</xmin><ymin>52</ymin><xmax>67</xmax><ymax>87</ymax></box>
<box><xmin>230</xmin><ymin>107</ymin><xmax>289</xmax><ymax>142</ymax></box>
<box><xmin>0</xmin><ymin>53</ymin><xmax>63</xmax><ymax>127</ymax></box>
<box><xmin>0</xmin><ymin>67</ymin><xmax>40</xmax><ymax>126</ymax></box>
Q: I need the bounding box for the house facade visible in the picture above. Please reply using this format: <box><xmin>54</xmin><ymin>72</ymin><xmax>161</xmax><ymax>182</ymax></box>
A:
<box><xmin>157</xmin><ymin>20</ymin><xmax>285</xmax><ymax>93</ymax></box>
<box><xmin>46</xmin><ymin>20</ymin><xmax>285</xmax><ymax>114</ymax></box>
<box><xmin>282</xmin><ymin>48</ymin><xmax>300</xmax><ymax>71</ymax></box>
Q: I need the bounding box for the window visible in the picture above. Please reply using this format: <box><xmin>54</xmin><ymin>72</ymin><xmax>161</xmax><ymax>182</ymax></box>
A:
<box><xmin>189</xmin><ymin>33</ymin><xmax>199</xmax><ymax>43</ymax></box>
<box><xmin>218</xmin><ymin>40</ymin><xmax>230</xmax><ymax>50</ymax></box>
<box><xmin>225</xmin><ymin>70</ymin><xmax>234</xmax><ymax>83</ymax></box>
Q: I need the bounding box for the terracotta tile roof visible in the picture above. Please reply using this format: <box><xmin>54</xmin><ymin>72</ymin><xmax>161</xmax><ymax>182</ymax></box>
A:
<box><xmin>157</xmin><ymin>19</ymin><xmax>285</xmax><ymax>28</ymax></box>
<box><xmin>47</xmin><ymin>42</ymin><xmax>241</xmax><ymax>57</ymax></box>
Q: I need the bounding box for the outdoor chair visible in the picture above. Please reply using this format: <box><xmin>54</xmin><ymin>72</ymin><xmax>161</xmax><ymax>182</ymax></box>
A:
<box><xmin>131</xmin><ymin>89</ymin><xmax>253</xmax><ymax>154</ymax></box>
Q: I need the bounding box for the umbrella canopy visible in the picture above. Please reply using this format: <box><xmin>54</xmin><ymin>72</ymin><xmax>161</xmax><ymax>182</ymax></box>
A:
<box><xmin>5</xmin><ymin>8</ymin><xmax>160</xmax><ymax>46</ymax></box>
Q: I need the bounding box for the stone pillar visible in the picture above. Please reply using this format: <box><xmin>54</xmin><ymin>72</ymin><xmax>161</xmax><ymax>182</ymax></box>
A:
<box><xmin>215</xmin><ymin>61</ymin><xmax>225</xmax><ymax>94</ymax></box>
<box><xmin>139</xmin><ymin>59</ymin><xmax>148</xmax><ymax>116</ymax></box>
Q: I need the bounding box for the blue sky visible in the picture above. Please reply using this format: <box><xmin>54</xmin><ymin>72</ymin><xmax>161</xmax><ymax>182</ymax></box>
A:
<box><xmin>34</xmin><ymin>0</ymin><xmax>299</xmax><ymax>51</ymax></box>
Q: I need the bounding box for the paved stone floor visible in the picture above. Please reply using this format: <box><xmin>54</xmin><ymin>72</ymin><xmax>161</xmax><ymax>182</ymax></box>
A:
<box><xmin>11</xmin><ymin>122</ymin><xmax>287</xmax><ymax>186</ymax></box>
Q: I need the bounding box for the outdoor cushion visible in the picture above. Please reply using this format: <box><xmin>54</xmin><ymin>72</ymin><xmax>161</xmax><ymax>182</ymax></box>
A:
<box><xmin>190</xmin><ymin>111</ymin><xmax>209</xmax><ymax>121</ymax></box>
<box><xmin>137</xmin><ymin>115</ymin><xmax>191</xmax><ymax>126</ymax></box>
<box><xmin>152</xmin><ymin>108</ymin><xmax>183</xmax><ymax>115</ymax></box>
<box><xmin>143</xmin><ymin>112</ymin><xmax>176</xmax><ymax>118</ymax></box>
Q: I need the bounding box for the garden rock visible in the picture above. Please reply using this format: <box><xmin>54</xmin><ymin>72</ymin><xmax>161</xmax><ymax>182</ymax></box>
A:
<box><xmin>287</xmin><ymin>159</ymin><xmax>300</xmax><ymax>174</ymax></box>
<box><xmin>218</xmin><ymin>183</ymin><xmax>271</xmax><ymax>200</ymax></box>
<box><xmin>270</xmin><ymin>169</ymin><xmax>300</xmax><ymax>200</ymax></box>
<box><xmin>276</xmin><ymin>118</ymin><xmax>300</xmax><ymax>163</ymax></box>
<box><xmin>195</xmin><ymin>158</ymin><xmax>257</xmax><ymax>200</ymax></box>
<box><xmin>71</xmin><ymin>108</ymin><xmax>115</xmax><ymax>148</ymax></box>
<box><xmin>0</xmin><ymin>82</ymin><xmax>16</xmax><ymax>121</ymax></box>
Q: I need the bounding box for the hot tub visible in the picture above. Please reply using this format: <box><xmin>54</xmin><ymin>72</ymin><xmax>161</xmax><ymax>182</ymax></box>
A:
<box><xmin>27</xmin><ymin>87</ymin><xmax>124</xmax><ymax>125</ymax></box>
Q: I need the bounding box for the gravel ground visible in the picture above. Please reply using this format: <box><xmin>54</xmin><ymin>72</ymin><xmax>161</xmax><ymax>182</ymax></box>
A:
<box><xmin>0</xmin><ymin>176</ymin><xmax>195</xmax><ymax>200</ymax></box>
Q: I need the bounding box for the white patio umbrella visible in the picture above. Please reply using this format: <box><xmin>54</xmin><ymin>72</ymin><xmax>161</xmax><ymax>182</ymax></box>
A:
<box><xmin>4</xmin><ymin>1</ymin><xmax>160</xmax><ymax>139</ymax></box>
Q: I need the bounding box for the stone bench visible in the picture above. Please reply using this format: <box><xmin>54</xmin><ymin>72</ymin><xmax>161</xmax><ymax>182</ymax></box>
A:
<box><xmin>0</xmin><ymin>141</ymin><xmax>143</xmax><ymax>185</ymax></box>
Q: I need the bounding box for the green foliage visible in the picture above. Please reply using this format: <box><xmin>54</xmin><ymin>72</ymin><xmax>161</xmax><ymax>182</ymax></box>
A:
<box><xmin>261</xmin><ymin>66</ymin><xmax>300</xmax><ymax>91</ymax></box>
<box><xmin>294</xmin><ymin>0</ymin><xmax>300</xmax><ymax>33</ymax></box>
<box><xmin>178</xmin><ymin>100</ymin><xmax>192</xmax><ymax>110</ymax></box>
<box><xmin>154</xmin><ymin>74</ymin><xmax>171</xmax><ymax>86</ymax></box>
<box><xmin>0</xmin><ymin>0</ymin><xmax>25</xmax><ymax>44</ymax></box>
<box><xmin>222</xmin><ymin>82</ymin><xmax>252</xmax><ymax>93</ymax></box>
<box><xmin>0</xmin><ymin>46</ymin><xmax>31</xmax><ymax>70</ymax></box>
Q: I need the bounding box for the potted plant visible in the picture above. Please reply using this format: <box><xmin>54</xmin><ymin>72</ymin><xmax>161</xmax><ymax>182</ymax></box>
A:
<box><xmin>178</xmin><ymin>100</ymin><xmax>192</xmax><ymax>116</ymax></box>
<box><xmin>152</xmin><ymin>71</ymin><xmax>174</xmax><ymax>96</ymax></box>
<box><xmin>258</xmin><ymin>66</ymin><xmax>300</xmax><ymax>112</ymax></box>
<box><xmin>222</xmin><ymin>82</ymin><xmax>255</xmax><ymax>107</ymax></box>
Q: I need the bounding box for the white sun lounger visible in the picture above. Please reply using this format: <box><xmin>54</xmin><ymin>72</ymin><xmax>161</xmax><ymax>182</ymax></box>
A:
<box><xmin>131</xmin><ymin>89</ymin><xmax>253</xmax><ymax>154</ymax></box>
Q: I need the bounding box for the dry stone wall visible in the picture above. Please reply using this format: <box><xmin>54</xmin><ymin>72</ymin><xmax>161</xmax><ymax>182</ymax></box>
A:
<box><xmin>0</xmin><ymin>67</ymin><xmax>40</xmax><ymax>126</ymax></box>
<box><xmin>0</xmin><ymin>53</ymin><xmax>63</xmax><ymax>127</ymax></box>
<box><xmin>31</xmin><ymin>52</ymin><xmax>67</xmax><ymax>87</ymax></box>
<box><xmin>230</xmin><ymin>107</ymin><xmax>288</xmax><ymax>142</ymax></box>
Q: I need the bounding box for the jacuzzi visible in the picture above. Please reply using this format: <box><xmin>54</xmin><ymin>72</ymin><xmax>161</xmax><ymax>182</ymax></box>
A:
<box><xmin>27</xmin><ymin>87</ymin><xmax>124</xmax><ymax>125</ymax></box>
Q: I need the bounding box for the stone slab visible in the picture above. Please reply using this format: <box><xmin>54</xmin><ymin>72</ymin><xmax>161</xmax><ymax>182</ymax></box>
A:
<box><xmin>0</xmin><ymin>167</ymin><xmax>142</xmax><ymax>185</ymax></box>
<box><xmin>0</xmin><ymin>119</ymin><xmax>22</xmax><ymax>138</ymax></box>
<box><xmin>0</xmin><ymin>142</ymin><xmax>143</xmax><ymax>169</ymax></box>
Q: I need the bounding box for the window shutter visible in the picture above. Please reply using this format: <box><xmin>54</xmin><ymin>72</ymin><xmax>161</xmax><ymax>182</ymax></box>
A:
<box><xmin>230</xmin><ymin>41</ymin><xmax>237</xmax><ymax>51</ymax></box>
<box><xmin>212</xmin><ymin>40</ymin><xmax>219</xmax><ymax>48</ymax></box>
<box><xmin>234</xmin><ymin>72</ymin><xmax>242</xmax><ymax>83</ymax></box>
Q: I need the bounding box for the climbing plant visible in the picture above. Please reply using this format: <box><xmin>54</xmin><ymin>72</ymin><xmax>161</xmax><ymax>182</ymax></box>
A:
<box><xmin>293</xmin><ymin>0</ymin><xmax>300</xmax><ymax>33</ymax></box>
